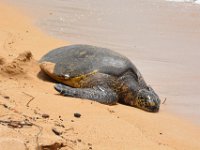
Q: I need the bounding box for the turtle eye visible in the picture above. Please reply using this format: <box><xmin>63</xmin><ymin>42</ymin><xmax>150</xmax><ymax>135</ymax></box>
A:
<box><xmin>138</xmin><ymin>96</ymin><xmax>145</xmax><ymax>100</ymax></box>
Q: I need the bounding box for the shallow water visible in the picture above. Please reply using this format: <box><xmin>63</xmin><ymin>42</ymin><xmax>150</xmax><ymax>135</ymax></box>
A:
<box><xmin>5</xmin><ymin>0</ymin><xmax>200</xmax><ymax>123</ymax></box>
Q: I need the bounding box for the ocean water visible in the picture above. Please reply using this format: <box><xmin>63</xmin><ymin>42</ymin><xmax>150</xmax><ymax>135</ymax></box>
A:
<box><xmin>5</xmin><ymin>0</ymin><xmax>200</xmax><ymax>123</ymax></box>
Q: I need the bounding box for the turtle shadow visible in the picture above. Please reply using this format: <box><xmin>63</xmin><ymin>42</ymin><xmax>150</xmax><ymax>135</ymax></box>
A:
<box><xmin>37</xmin><ymin>70</ymin><xmax>56</xmax><ymax>83</ymax></box>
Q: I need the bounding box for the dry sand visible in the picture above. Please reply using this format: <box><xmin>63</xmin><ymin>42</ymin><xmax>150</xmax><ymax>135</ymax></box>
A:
<box><xmin>0</xmin><ymin>2</ymin><xmax>200</xmax><ymax>150</ymax></box>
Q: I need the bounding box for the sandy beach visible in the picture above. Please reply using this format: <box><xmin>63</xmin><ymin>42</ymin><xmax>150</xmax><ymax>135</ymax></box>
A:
<box><xmin>0</xmin><ymin>1</ymin><xmax>200</xmax><ymax>150</ymax></box>
<box><xmin>4</xmin><ymin>0</ymin><xmax>200</xmax><ymax>122</ymax></box>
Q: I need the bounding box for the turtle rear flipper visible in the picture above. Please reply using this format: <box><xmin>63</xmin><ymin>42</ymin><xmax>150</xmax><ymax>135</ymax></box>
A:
<box><xmin>54</xmin><ymin>84</ymin><xmax>118</xmax><ymax>105</ymax></box>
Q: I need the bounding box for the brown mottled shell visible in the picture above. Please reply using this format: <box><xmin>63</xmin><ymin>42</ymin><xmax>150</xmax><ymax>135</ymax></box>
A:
<box><xmin>39</xmin><ymin>44</ymin><xmax>140</xmax><ymax>87</ymax></box>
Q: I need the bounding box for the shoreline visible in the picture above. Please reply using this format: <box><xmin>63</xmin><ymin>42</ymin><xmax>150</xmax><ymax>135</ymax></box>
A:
<box><xmin>4</xmin><ymin>0</ymin><xmax>200</xmax><ymax>124</ymax></box>
<box><xmin>9</xmin><ymin>0</ymin><xmax>200</xmax><ymax>124</ymax></box>
<box><xmin>0</xmin><ymin>1</ymin><xmax>200</xmax><ymax>150</ymax></box>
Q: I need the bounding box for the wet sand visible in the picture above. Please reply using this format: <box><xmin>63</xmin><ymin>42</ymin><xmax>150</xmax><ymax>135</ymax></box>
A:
<box><xmin>0</xmin><ymin>1</ymin><xmax>200</xmax><ymax>150</ymax></box>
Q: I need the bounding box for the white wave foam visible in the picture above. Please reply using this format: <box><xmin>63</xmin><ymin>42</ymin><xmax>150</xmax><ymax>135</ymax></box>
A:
<box><xmin>195</xmin><ymin>0</ymin><xmax>200</xmax><ymax>4</ymax></box>
<box><xmin>166</xmin><ymin>0</ymin><xmax>200</xmax><ymax>4</ymax></box>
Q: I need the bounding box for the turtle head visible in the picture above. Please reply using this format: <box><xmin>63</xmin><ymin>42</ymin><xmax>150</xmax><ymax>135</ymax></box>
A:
<box><xmin>134</xmin><ymin>87</ymin><xmax>160</xmax><ymax>112</ymax></box>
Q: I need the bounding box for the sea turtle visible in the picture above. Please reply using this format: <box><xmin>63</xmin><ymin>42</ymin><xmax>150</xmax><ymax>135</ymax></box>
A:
<box><xmin>40</xmin><ymin>44</ymin><xmax>160</xmax><ymax>112</ymax></box>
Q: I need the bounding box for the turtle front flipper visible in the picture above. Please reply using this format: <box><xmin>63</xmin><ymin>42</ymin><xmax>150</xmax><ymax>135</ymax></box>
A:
<box><xmin>54</xmin><ymin>84</ymin><xmax>118</xmax><ymax>105</ymax></box>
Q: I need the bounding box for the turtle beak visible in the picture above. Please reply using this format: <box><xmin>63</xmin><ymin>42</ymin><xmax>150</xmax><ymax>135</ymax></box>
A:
<box><xmin>148</xmin><ymin>105</ymin><xmax>160</xmax><ymax>112</ymax></box>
